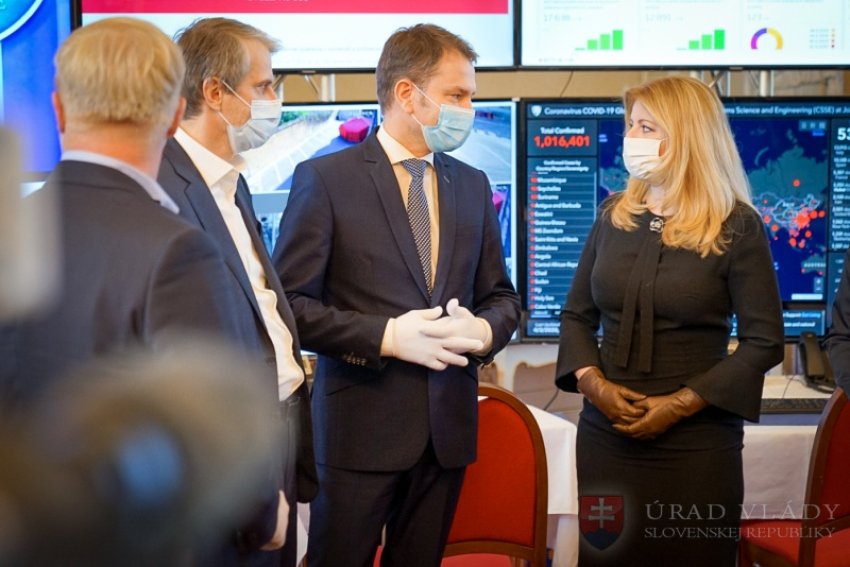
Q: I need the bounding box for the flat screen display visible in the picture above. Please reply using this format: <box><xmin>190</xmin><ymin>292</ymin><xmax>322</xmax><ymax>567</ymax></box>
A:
<box><xmin>79</xmin><ymin>0</ymin><xmax>515</xmax><ymax>71</ymax></box>
<box><xmin>2</xmin><ymin>0</ymin><xmax>72</xmax><ymax>178</ymax></box>
<box><xmin>521</xmin><ymin>97</ymin><xmax>850</xmax><ymax>340</ymax></box>
<box><xmin>241</xmin><ymin>99</ymin><xmax>518</xmax><ymax>287</ymax></box>
<box><xmin>521</xmin><ymin>0</ymin><xmax>850</xmax><ymax>69</ymax></box>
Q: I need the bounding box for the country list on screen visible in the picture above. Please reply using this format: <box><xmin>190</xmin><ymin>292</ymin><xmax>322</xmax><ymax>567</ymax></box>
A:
<box><xmin>526</xmin><ymin>115</ymin><xmax>600</xmax><ymax>337</ymax></box>
<box><xmin>830</xmin><ymin>118</ymin><xmax>850</xmax><ymax>252</ymax></box>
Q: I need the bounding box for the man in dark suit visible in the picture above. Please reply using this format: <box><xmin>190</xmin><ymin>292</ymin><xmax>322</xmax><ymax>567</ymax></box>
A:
<box><xmin>0</xmin><ymin>19</ymin><xmax>239</xmax><ymax>412</ymax></box>
<box><xmin>157</xmin><ymin>18</ymin><xmax>316</xmax><ymax>567</ymax></box>
<box><xmin>0</xmin><ymin>17</ymin><xmax>291</xmax><ymax>562</ymax></box>
<box><xmin>273</xmin><ymin>24</ymin><xmax>521</xmax><ymax>567</ymax></box>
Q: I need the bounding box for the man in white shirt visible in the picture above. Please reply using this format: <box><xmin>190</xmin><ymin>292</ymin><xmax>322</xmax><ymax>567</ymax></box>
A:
<box><xmin>157</xmin><ymin>17</ymin><xmax>315</xmax><ymax>567</ymax></box>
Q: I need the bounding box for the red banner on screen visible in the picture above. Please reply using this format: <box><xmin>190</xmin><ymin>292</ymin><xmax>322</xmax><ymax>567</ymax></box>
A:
<box><xmin>82</xmin><ymin>0</ymin><xmax>508</xmax><ymax>14</ymax></box>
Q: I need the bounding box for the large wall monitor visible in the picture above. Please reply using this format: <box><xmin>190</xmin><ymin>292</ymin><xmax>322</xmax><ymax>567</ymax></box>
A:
<box><xmin>79</xmin><ymin>0</ymin><xmax>515</xmax><ymax>71</ymax></box>
<box><xmin>521</xmin><ymin>98</ymin><xmax>850</xmax><ymax>340</ymax></box>
<box><xmin>2</xmin><ymin>0</ymin><xmax>73</xmax><ymax>179</ymax></box>
<box><xmin>241</xmin><ymin>99</ymin><xmax>518</xmax><ymax>286</ymax></box>
<box><xmin>521</xmin><ymin>0</ymin><xmax>850</xmax><ymax>68</ymax></box>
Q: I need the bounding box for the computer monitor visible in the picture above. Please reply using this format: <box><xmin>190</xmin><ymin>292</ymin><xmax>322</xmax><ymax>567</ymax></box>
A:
<box><xmin>2</xmin><ymin>0</ymin><xmax>73</xmax><ymax>179</ymax></box>
<box><xmin>521</xmin><ymin>97</ymin><xmax>850</xmax><ymax>341</ymax></box>
<box><xmin>78</xmin><ymin>0</ymin><xmax>516</xmax><ymax>71</ymax></box>
<box><xmin>241</xmin><ymin>99</ymin><xmax>519</xmax><ymax>287</ymax></box>
<box><xmin>241</xmin><ymin>102</ymin><xmax>382</xmax><ymax>253</ymax></box>
<box><xmin>520</xmin><ymin>0</ymin><xmax>850</xmax><ymax>69</ymax></box>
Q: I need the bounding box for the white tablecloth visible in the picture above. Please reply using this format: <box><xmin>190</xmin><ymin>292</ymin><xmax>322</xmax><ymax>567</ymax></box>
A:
<box><xmin>742</xmin><ymin>424</ymin><xmax>818</xmax><ymax>519</ymax></box>
<box><xmin>526</xmin><ymin>404</ymin><xmax>578</xmax><ymax>567</ymax></box>
<box><xmin>741</xmin><ymin>375</ymin><xmax>825</xmax><ymax>519</ymax></box>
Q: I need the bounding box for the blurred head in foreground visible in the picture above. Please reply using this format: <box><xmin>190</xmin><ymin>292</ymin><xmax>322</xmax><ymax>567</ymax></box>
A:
<box><xmin>0</xmin><ymin>336</ymin><xmax>279</xmax><ymax>566</ymax></box>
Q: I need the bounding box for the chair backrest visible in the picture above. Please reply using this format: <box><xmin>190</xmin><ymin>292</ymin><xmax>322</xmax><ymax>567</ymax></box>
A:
<box><xmin>799</xmin><ymin>387</ymin><xmax>850</xmax><ymax>565</ymax></box>
<box><xmin>443</xmin><ymin>383</ymin><xmax>548</xmax><ymax>567</ymax></box>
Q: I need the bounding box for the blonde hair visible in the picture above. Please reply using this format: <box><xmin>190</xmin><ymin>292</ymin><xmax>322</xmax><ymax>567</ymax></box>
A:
<box><xmin>175</xmin><ymin>18</ymin><xmax>281</xmax><ymax>119</ymax></box>
<box><xmin>610</xmin><ymin>76</ymin><xmax>752</xmax><ymax>257</ymax></box>
<box><xmin>54</xmin><ymin>17</ymin><xmax>184</xmax><ymax>128</ymax></box>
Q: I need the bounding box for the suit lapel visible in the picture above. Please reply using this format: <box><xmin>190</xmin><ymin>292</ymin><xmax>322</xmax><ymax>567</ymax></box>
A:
<box><xmin>366</xmin><ymin>135</ymin><xmax>432</xmax><ymax>302</ymax></box>
<box><xmin>431</xmin><ymin>154</ymin><xmax>457</xmax><ymax>304</ymax></box>
<box><xmin>164</xmin><ymin>140</ymin><xmax>263</xmax><ymax>319</ymax></box>
<box><xmin>235</xmin><ymin>180</ymin><xmax>304</xmax><ymax>356</ymax></box>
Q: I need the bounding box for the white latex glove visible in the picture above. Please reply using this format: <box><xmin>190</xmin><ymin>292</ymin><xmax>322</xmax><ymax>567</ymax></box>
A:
<box><xmin>391</xmin><ymin>306</ymin><xmax>484</xmax><ymax>370</ymax></box>
<box><xmin>421</xmin><ymin>299</ymin><xmax>489</xmax><ymax>353</ymax></box>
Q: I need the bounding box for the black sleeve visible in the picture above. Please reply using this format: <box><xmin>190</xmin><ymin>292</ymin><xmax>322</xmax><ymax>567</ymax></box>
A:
<box><xmin>683</xmin><ymin>207</ymin><xmax>785</xmax><ymax>421</ymax></box>
<box><xmin>555</xmin><ymin>216</ymin><xmax>605</xmax><ymax>392</ymax></box>
<box><xmin>271</xmin><ymin>161</ymin><xmax>389</xmax><ymax>369</ymax></box>
<box><xmin>469</xmin><ymin>169</ymin><xmax>521</xmax><ymax>363</ymax></box>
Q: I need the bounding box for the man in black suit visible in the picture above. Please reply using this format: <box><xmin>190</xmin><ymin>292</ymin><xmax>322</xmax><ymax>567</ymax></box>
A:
<box><xmin>0</xmin><ymin>19</ymin><xmax>238</xmax><ymax>410</ymax></box>
<box><xmin>0</xmin><ymin>17</ymin><xmax>290</xmax><ymax>561</ymax></box>
<box><xmin>157</xmin><ymin>18</ymin><xmax>316</xmax><ymax>567</ymax></box>
<box><xmin>273</xmin><ymin>24</ymin><xmax>521</xmax><ymax>567</ymax></box>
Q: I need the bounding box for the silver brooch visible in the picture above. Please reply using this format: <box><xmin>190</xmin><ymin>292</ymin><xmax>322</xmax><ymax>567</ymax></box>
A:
<box><xmin>649</xmin><ymin>217</ymin><xmax>665</xmax><ymax>233</ymax></box>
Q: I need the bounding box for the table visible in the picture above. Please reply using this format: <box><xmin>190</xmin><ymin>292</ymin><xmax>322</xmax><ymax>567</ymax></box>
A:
<box><xmin>526</xmin><ymin>405</ymin><xmax>578</xmax><ymax>567</ymax></box>
<box><xmin>741</xmin><ymin>375</ymin><xmax>828</xmax><ymax>519</ymax></box>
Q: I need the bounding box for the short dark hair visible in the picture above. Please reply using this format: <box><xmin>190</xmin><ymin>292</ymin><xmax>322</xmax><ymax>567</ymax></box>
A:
<box><xmin>375</xmin><ymin>24</ymin><xmax>477</xmax><ymax>111</ymax></box>
<box><xmin>175</xmin><ymin>18</ymin><xmax>280</xmax><ymax>119</ymax></box>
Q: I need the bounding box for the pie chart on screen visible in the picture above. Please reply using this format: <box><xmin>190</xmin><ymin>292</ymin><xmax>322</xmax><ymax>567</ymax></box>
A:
<box><xmin>0</xmin><ymin>0</ymin><xmax>43</xmax><ymax>41</ymax></box>
<box><xmin>751</xmin><ymin>27</ymin><xmax>784</xmax><ymax>49</ymax></box>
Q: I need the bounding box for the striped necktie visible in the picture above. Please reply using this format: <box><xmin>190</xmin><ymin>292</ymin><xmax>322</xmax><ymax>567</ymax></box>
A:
<box><xmin>401</xmin><ymin>158</ymin><xmax>431</xmax><ymax>292</ymax></box>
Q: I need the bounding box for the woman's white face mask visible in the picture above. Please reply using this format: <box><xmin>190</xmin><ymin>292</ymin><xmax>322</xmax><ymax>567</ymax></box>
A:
<box><xmin>622</xmin><ymin>136</ymin><xmax>665</xmax><ymax>180</ymax></box>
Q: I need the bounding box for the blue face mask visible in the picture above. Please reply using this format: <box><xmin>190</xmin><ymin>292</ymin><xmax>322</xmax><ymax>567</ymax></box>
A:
<box><xmin>412</xmin><ymin>85</ymin><xmax>475</xmax><ymax>153</ymax></box>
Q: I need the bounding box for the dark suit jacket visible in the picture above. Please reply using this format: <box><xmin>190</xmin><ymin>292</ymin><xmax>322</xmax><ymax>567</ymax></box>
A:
<box><xmin>0</xmin><ymin>160</ymin><xmax>241</xmax><ymax>402</ymax></box>
<box><xmin>158</xmin><ymin>139</ymin><xmax>318</xmax><ymax>559</ymax></box>
<box><xmin>272</xmin><ymin>131</ymin><xmax>521</xmax><ymax>472</ymax></box>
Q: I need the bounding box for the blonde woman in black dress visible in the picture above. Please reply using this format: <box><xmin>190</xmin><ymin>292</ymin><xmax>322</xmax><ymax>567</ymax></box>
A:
<box><xmin>555</xmin><ymin>76</ymin><xmax>784</xmax><ymax>566</ymax></box>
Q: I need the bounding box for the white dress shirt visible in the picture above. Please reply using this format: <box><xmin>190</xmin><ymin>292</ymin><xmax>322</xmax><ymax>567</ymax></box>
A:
<box><xmin>174</xmin><ymin>128</ymin><xmax>304</xmax><ymax>400</ymax></box>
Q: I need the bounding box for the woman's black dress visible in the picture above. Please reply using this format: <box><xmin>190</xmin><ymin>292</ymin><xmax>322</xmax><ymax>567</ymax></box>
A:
<box><xmin>556</xmin><ymin>202</ymin><xmax>784</xmax><ymax>566</ymax></box>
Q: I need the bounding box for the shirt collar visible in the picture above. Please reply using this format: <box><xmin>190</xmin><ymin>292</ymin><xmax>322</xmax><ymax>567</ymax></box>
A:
<box><xmin>61</xmin><ymin>150</ymin><xmax>179</xmax><ymax>214</ymax></box>
<box><xmin>376</xmin><ymin>127</ymin><xmax>435</xmax><ymax>168</ymax></box>
<box><xmin>174</xmin><ymin>128</ymin><xmax>245</xmax><ymax>198</ymax></box>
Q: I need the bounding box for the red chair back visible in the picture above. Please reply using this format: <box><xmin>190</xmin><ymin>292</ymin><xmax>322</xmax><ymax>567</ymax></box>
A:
<box><xmin>443</xmin><ymin>384</ymin><xmax>548</xmax><ymax>567</ymax></box>
<box><xmin>798</xmin><ymin>387</ymin><xmax>850</xmax><ymax>564</ymax></box>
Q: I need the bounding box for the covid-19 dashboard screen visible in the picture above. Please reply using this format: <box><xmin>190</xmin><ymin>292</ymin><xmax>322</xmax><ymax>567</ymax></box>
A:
<box><xmin>521</xmin><ymin>0</ymin><xmax>850</xmax><ymax>68</ymax></box>
<box><xmin>521</xmin><ymin>98</ymin><xmax>850</xmax><ymax>339</ymax></box>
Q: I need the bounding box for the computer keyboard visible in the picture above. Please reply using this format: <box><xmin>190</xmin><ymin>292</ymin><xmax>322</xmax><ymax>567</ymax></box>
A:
<box><xmin>760</xmin><ymin>397</ymin><xmax>828</xmax><ymax>414</ymax></box>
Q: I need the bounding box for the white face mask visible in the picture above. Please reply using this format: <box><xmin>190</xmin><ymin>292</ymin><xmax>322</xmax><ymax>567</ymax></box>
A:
<box><xmin>219</xmin><ymin>81</ymin><xmax>282</xmax><ymax>154</ymax></box>
<box><xmin>622</xmin><ymin>136</ymin><xmax>665</xmax><ymax>180</ymax></box>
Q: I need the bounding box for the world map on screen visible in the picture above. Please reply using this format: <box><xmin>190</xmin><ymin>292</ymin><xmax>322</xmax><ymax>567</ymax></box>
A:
<box><xmin>731</xmin><ymin>119</ymin><xmax>829</xmax><ymax>301</ymax></box>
